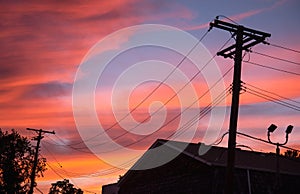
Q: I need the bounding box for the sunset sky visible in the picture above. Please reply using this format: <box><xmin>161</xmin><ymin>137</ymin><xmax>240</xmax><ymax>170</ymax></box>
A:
<box><xmin>1</xmin><ymin>0</ymin><xmax>300</xmax><ymax>193</ymax></box>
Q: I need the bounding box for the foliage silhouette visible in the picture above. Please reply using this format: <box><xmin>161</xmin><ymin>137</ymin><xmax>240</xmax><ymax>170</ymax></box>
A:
<box><xmin>49</xmin><ymin>179</ymin><xmax>83</xmax><ymax>194</ymax></box>
<box><xmin>0</xmin><ymin>129</ymin><xmax>47</xmax><ymax>193</ymax></box>
<box><xmin>284</xmin><ymin>149</ymin><xmax>300</xmax><ymax>158</ymax></box>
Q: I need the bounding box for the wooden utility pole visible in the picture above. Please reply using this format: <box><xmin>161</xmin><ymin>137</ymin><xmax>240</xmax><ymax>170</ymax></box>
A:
<box><xmin>210</xmin><ymin>18</ymin><xmax>270</xmax><ymax>194</ymax></box>
<box><xmin>27</xmin><ymin>128</ymin><xmax>55</xmax><ymax>194</ymax></box>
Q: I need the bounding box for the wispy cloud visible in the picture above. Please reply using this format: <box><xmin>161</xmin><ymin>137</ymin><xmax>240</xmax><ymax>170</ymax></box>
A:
<box><xmin>0</xmin><ymin>0</ymin><xmax>299</xmax><ymax>193</ymax></box>
<box><xmin>185</xmin><ymin>0</ymin><xmax>289</xmax><ymax>31</ymax></box>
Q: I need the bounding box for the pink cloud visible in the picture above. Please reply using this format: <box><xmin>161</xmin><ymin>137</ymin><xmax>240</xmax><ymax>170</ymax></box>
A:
<box><xmin>0</xmin><ymin>0</ymin><xmax>298</xmax><ymax>193</ymax></box>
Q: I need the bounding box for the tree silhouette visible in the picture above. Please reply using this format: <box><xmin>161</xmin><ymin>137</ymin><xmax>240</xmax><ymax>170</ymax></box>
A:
<box><xmin>284</xmin><ymin>149</ymin><xmax>299</xmax><ymax>158</ymax></box>
<box><xmin>0</xmin><ymin>129</ymin><xmax>47</xmax><ymax>193</ymax></box>
<box><xmin>49</xmin><ymin>179</ymin><xmax>83</xmax><ymax>194</ymax></box>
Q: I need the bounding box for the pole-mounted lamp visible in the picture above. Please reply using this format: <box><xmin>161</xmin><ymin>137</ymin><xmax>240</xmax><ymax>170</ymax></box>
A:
<box><xmin>267</xmin><ymin>124</ymin><xmax>293</xmax><ymax>146</ymax></box>
<box><xmin>268</xmin><ymin>124</ymin><xmax>277</xmax><ymax>132</ymax></box>
<box><xmin>286</xmin><ymin>125</ymin><xmax>293</xmax><ymax>135</ymax></box>
<box><xmin>267</xmin><ymin>124</ymin><xmax>277</xmax><ymax>142</ymax></box>
<box><xmin>267</xmin><ymin>124</ymin><xmax>294</xmax><ymax>191</ymax></box>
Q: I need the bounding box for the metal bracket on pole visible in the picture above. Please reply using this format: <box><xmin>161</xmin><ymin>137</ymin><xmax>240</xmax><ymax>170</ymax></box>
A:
<box><xmin>210</xmin><ymin>19</ymin><xmax>271</xmax><ymax>59</ymax></box>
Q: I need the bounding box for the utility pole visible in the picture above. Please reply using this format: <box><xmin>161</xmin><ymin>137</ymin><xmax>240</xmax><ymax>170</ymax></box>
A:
<box><xmin>210</xmin><ymin>18</ymin><xmax>270</xmax><ymax>194</ymax></box>
<box><xmin>27</xmin><ymin>128</ymin><xmax>55</xmax><ymax>194</ymax></box>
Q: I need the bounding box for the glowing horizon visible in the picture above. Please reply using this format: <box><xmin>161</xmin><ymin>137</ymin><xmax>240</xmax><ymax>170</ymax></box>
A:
<box><xmin>1</xmin><ymin>0</ymin><xmax>300</xmax><ymax>193</ymax></box>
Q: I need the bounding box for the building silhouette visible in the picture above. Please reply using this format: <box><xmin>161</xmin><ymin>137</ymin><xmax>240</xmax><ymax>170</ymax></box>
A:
<box><xmin>103</xmin><ymin>139</ymin><xmax>300</xmax><ymax>194</ymax></box>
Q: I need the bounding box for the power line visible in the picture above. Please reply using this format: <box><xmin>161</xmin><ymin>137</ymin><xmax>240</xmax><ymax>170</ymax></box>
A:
<box><xmin>80</xmin><ymin>87</ymin><xmax>230</xmax><ymax>153</ymax></box>
<box><xmin>211</xmin><ymin>130</ymin><xmax>300</xmax><ymax>156</ymax></box>
<box><xmin>95</xmin><ymin>32</ymin><xmax>232</xmax><ymax>143</ymax></box>
<box><xmin>236</xmin><ymin>131</ymin><xmax>300</xmax><ymax>153</ymax></box>
<box><xmin>100</xmin><ymin>86</ymin><xmax>231</xmax><ymax>153</ymax></box>
<box><xmin>41</xmin><ymin>142</ymin><xmax>63</xmax><ymax>168</ymax></box>
<box><xmin>268</xmin><ymin>42</ymin><xmax>300</xmax><ymax>54</ymax></box>
<box><xmin>48</xmin><ymin>85</ymin><xmax>230</xmax><ymax>154</ymax></box>
<box><xmin>170</xmin><ymin>88</ymin><xmax>231</xmax><ymax>140</ymax></box>
<box><xmin>46</xmin><ymin>164</ymin><xmax>97</xmax><ymax>194</ymax></box>
<box><xmin>244</xmin><ymin>82</ymin><xmax>300</xmax><ymax>105</ymax></box>
<box><xmin>75</xmin><ymin>83</ymin><xmax>231</xmax><ymax>153</ymax></box>
<box><xmin>104</xmin><ymin>65</ymin><xmax>233</xmax><ymax>148</ymax></box>
<box><xmin>244</xmin><ymin>61</ymin><xmax>300</xmax><ymax>76</ymax></box>
<box><xmin>73</xmin><ymin>64</ymin><xmax>233</xmax><ymax>152</ymax></box>
<box><xmin>55</xmin><ymin>34</ymin><xmax>234</xmax><ymax>150</ymax></box>
<box><xmin>35</xmin><ymin>187</ymin><xmax>44</xmax><ymax>194</ymax></box>
<box><xmin>213</xmin><ymin>131</ymin><xmax>229</xmax><ymax>146</ymax></box>
<box><xmin>68</xmin><ymin>28</ymin><xmax>212</xmax><ymax>147</ymax></box>
<box><xmin>246</xmin><ymin>90</ymin><xmax>300</xmax><ymax>111</ymax></box>
<box><xmin>41</xmin><ymin>140</ymin><xmax>135</xmax><ymax>177</ymax></box>
<box><xmin>236</xmin><ymin>144</ymin><xmax>253</xmax><ymax>151</ymax></box>
<box><xmin>243</xmin><ymin>86</ymin><xmax>300</xmax><ymax>111</ymax></box>
<box><xmin>51</xmin><ymin>62</ymin><xmax>233</xmax><ymax>153</ymax></box>
<box><xmin>43</xmin><ymin>136</ymin><xmax>93</xmax><ymax>154</ymax></box>
<box><xmin>251</xmin><ymin>50</ymin><xmax>300</xmax><ymax>66</ymax></box>
<box><xmin>42</xmin><ymin>154</ymin><xmax>98</xmax><ymax>194</ymax></box>
<box><xmin>46</xmin><ymin>161</ymin><xmax>65</xmax><ymax>180</ymax></box>
<box><xmin>244</xmin><ymin>85</ymin><xmax>300</xmax><ymax>110</ymax></box>
<box><xmin>216</xmin><ymin>15</ymin><xmax>239</xmax><ymax>25</ymax></box>
<box><xmin>244</xmin><ymin>86</ymin><xmax>300</xmax><ymax>111</ymax></box>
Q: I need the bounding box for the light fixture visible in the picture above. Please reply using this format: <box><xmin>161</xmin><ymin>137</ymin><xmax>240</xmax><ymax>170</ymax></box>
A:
<box><xmin>268</xmin><ymin>124</ymin><xmax>277</xmax><ymax>133</ymax></box>
<box><xmin>285</xmin><ymin>125</ymin><xmax>293</xmax><ymax>134</ymax></box>
<box><xmin>266</xmin><ymin>123</ymin><xmax>294</xmax><ymax>188</ymax></box>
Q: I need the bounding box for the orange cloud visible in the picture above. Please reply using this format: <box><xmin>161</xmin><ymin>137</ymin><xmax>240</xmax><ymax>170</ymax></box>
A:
<box><xmin>1</xmin><ymin>0</ymin><xmax>299</xmax><ymax>193</ymax></box>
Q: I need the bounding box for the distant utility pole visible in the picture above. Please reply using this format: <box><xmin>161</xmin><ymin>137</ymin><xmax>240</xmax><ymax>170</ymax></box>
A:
<box><xmin>26</xmin><ymin>128</ymin><xmax>55</xmax><ymax>194</ymax></box>
<box><xmin>210</xmin><ymin>18</ymin><xmax>270</xmax><ymax>194</ymax></box>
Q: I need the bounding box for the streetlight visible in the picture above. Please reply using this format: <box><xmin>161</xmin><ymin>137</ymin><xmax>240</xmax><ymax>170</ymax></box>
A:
<box><xmin>267</xmin><ymin>124</ymin><xmax>277</xmax><ymax>133</ymax></box>
<box><xmin>267</xmin><ymin>124</ymin><xmax>293</xmax><ymax>155</ymax></box>
<box><xmin>267</xmin><ymin>124</ymin><xmax>294</xmax><ymax>191</ymax></box>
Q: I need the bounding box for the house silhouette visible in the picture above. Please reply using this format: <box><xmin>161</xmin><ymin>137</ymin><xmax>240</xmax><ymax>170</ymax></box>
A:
<box><xmin>102</xmin><ymin>139</ymin><xmax>300</xmax><ymax>194</ymax></box>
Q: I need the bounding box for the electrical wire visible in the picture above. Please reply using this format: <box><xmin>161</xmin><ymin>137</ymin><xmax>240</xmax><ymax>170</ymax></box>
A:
<box><xmin>107</xmin><ymin>65</ymin><xmax>233</xmax><ymax>147</ymax></box>
<box><xmin>93</xmin><ymin>33</ymin><xmax>232</xmax><ymax>143</ymax></box>
<box><xmin>251</xmin><ymin>50</ymin><xmax>300</xmax><ymax>66</ymax></box>
<box><xmin>268</xmin><ymin>42</ymin><xmax>300</xmax><ymax>54</ymax></box>
<box><xmin>29</xmin><ymin>20</ymin><xmax>300</xmax><ymax>192</ymax></box>
<box><xmin>42</xmin><ymin>136</ymin><xmax>92</xmax><ymax>154</ymax></box>
<box><xmin>71</xmin><ymin>82</ymin><xmax>230</xmax><ymax>153</ymax></box>
<box><xmin>216</xmin><ymin>15</ymin><xmax>239</xmax><ymax>25</ymax></box>
<box><xmin>236</xmin><ymin>144</ymin><xmax>253</xmax><ymax>151</ymax></box>
<box><xmin>236</xmin><ymin>131</ymin><xmax>300</xmax><ymax>153</ymax></box>
<box><xmin>35</xmin><ymin>187</ymin><xmax>44</xmax><ymax>194</ymax></box>
<box><xmin>244</xmin><ymin>85</ymin><xmax>300</xmax><ymax>109</ymax></box>
<box><xmin>76</xmin><ymin>88</ymin><xmax>230</xmax><ymax>153</ymax></box>
<box><xmin>72</xmin><ymin>64</ymin><xmax>233</xmax><ymax>152</ymax></box>
<box><xmin>41</xmin><ymin>140</ymin><xmax>135</xmax><ymax>177</ymax></box>
<box><xmin>42</xmin><ymin>154</ymin><xmax>98</xmax><ymax>194</ymax></box>
<box><xmin>243</xmin><ymin>61</ymin><xmax>300</xmax><ymax>76</ymax></box>
<box><xmin>41</xmin><ymin>142</ymin><xmax>63</xmax><ymax>168</ymax></box>
<box><xmin>68</xmin><ymin>28</ymin><xmax>212</xmax><ymax>147</ymax></box>
<box><xmin>246</xmin><ymin>90</ymin><xmax>300</xmax><ymax>111</ymax></box>
<box><xmin>212</xmin><ymin>131</ymin><xmax>229</xmax><ymax>145</ymax></box>
<box><xmin>54</xmin><ymin>34</ymin><xmax>234</xmax><ymax>150</ymax></box>
<box><xmin>243</xmin><ymin>86</ymin><xmax>300</xmax><ymax>111</ymax></box>
<box><xmin>48</xmin><ymin>63</ymin><xmax>233</xmax><ymax>154</ymax></box>
<box><xmin>47</xmin><ymin>155</ymin><xmax>131</xmax><ymax>177</ymax></box>
<box><xmin>97</xmin><ymin>86</ymin><xmax>231</xmax><ymax>153</ymax></box>
<box><xmin>170</xmin><ymin>88</ymin><xmax>231</xmax><ymax>140</ymax></box>
<box><xmin>46</xmin><ymin>161</ymin><xmax>66</xmax><ymax>180</ymax></box>
<box><xmin>244</xmin><ymin>83</ymin><xmax>300</xmax><ymax>105</ymax></box>
<box><xmin>43</xmin><ymin>136</ymin><xmax>138</xmax><ymax>171</ymax></box>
